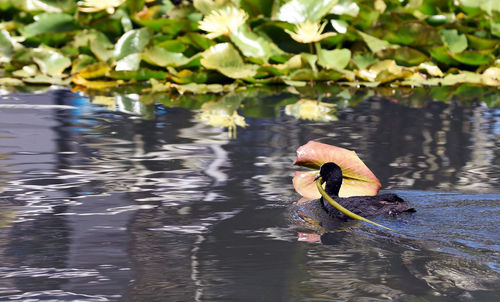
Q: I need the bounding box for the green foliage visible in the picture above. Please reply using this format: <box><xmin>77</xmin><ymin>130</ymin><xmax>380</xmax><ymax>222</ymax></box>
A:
<box><xmin>440</xmin><ymin>29</ymin><xmax>468</xmax><ymax>53</ymax></box>
<box><xmin>316</xmin><ymin>45</ymin><xmax>351</xmax><ymax>70</ymax></box>
<box><xmin>201</xmin><ymin>43</ymin><xmax>258</xmax><ymax>79</ymax></box>
<box><xmin>0</xmin><ymin>0</ymin><xmax>499</xmax><ymax>90</ymax></box>
<box><xmin>20</xmin><ymin>13</ymin><xmax>79</xmax><ymax>38</ymax></box>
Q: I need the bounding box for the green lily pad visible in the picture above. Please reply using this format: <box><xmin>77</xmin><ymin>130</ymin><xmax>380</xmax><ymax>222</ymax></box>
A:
<box><xmin>71</xmin><ymin>55</ymin><xmax>97</xmax><ymax>74</ymax></box>
<box><xmin>91</xmin><ymin>32</ymin><xmax>114</xmax><ymax>62</ymax></box>
<box><xmin>440</xmin><ymin>29</ymin><xmax>468</xmax><ymax>53</ymax></box>
<box><xmin>73</xmin><ymin>30</ymin><xmax>114</xmax><ymax>62</ymax></box>
<box><xmin>178</xmin><ymin>32</ymin><xmax>215</xmax><ymax>50</ymax></box>
<box><xmin>330</xmin><ymin>19</ymin><xmax>348</xmax><ymax>34</ymax></box>
<box><xmin>114</xmin><ymin>28</ymin><xmax>153</xmax><ymax>61</ymax></box>
<box><xmin>23</xmin><ymin>74</ymin><xmax>70</xmax><ymax>85</ymax></box>
<box><xmin>127</xmin><ymin>0</ymin><xmax>146</xmax><ymax>13</ymax></box>
<box><xmin>0</xmin><ymin>29</ymin><xmax>14</xmax><ymax>62</ymax></box>
<box><xmin>115</xmin><ymin>53</ymin><xmax>141</xmax><ymax>71</ymax></box>
<box><xmin>160</xmin><ymin>19</ymin><xmax>196</xmax><ymax>36</ymax></box>
<box><xmin>331</xmin><ymin>0</ymin><xmax>360</xmax><ymax>17</ymax></box>
<box><xmin>10</xmin><ymin>48</ymin><xmax>34</xmax><ymax>66</ymax></box>
<box><xmin>31</xmin><ymin>47</ymin><xmax>71</xmax><ymax>76</ymax></box>
<box><xmin>301</xmin><ymin>53</ymin><xmax>318</xmax><ymax>75</ymax></box>
<box><xmin>141</xmin><ymin>45</ymin><xmax>192</xmax><ymax>67</ymax></box>
<box><xmin>193</xmin><ymin>0</ymin><xmax>230</xmax><ymax>15</ymax></box>
<box><xmin>440</xmin><ymin>72</ymin><xmax>481</xmax><ymax>85</ymax></box>
<box><xmin>12</xmin><ymin>64</ymin><xmax>38</xmax><ymax>78</ymax></box>
<box><xmin>133</xmin><ymin>17</ymin><xmax>172</xmax><ymax>32</ymax></box>
<box><xmin>271</xmin><ymin>54</ymin><xmax>303</xmax><ymax>72</ymax></box>
<box><xmin>384</xmin><ymin>21</ymin><xmax>441</xmax><ymax>47</ymax></box>
<box><xmin>352</xmin><ymin>53</ymin><xmax>377</xmax><ymax>69</ymax></box>
<box><xmin>466</xmin><ymin>34</ymin><xmax>499</xmax><ymax>50</ymax></box>
<box><xmin>377</xmin><ymin>46</ymin><xmax>428</xmax><ymax>66</ymax></box>
<box><xmin>20</xmin><ymin>13</ymin><xmax>79</xmax><ymax>38</ymax></box>
<box><xmin>109</xmin><ymin>69</ymin><xmax>168</xmax><ymax>81</ymax></box>
<box><xmin>240</xmin><ymin>0</ymin><xmax>274</xmax><ymax>17</ymax></box>
<box><xmin>156</xmin><ymin>40</ymin><xmax>187</xmax><ymax>53</ymax></box>
<box><xmin>201</xmin><ymin>43</ymin><xmax>258</xmax><ymax>79</ymax></box>
<box><xmin>288</xmin><ymin>68</ymin><xmax>343</xmax><ymax>81</ymax></box>
<box><xmin>275</xmin><ymin>0</ymin><xmax>338</xmax><ymax>23</ymax></box>
<box><xmin>114</xmin><ymin>8</ymin><xmax>133</xmax><ymax>32</ymax></box>
<box><xmin>316</xmin><ymin>45</ymin><xmax>351</xmax><ymax>70</ymax></box>
<box><xmin>451</xmin><ymin>50</ymin><xmax>493</xmax><ymax>66</ymax></box>
<box><xmin>132</xmin><ymin>3</ymin><xmax>173</xmax><ymax>25</ymax></box>
<box><xmin>13</xmin><ymin>0</ymin><xmax>75</xmax><ymax>13</ymax></box>
<box><xmin>230</xmin><ymin>25</ymin><xmax>282</xmax><ymax>62</ymax></box>
<box><xmin>491</xmin><ymin>18</ymin><xmax>500</xmax><ymax>37</ymax></box>
<box><xmin>357</xmin><ymin>30</ymin><xmax>392</xmax><ymax>53</ymax></box>
<box><xmin>0</xmin><ymin>77</ymin><xmax>23</xmax><ymax>86</ymax></box>
<box><xmin>430</xmin><ymin>46</ymin><xmax>460</xmax><ymax>65</ymax></box>
<box><xmin>168</xmin><ymin>68</ymin><xmax>210</xmax><ymax>84</ymax></box>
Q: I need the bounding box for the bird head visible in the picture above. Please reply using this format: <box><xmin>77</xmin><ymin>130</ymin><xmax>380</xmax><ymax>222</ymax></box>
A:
<box><xmin>314</xmin><ymin>162</ymin><xmax>343</xmax><ymax>196</ymax></box>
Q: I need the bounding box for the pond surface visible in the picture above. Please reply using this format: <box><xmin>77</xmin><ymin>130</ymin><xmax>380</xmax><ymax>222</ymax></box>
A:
<box><xmin>0</xmin><ymin>89</ymin><xmax>499</xmax><ymax>301</ymax></box>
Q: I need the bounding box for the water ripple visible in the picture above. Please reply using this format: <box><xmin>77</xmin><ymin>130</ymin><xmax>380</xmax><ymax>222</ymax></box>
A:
<box><xmin>2</xmin><ymin>290</ymin><xmax>118</xmax><ymax>301</ymax></box>
<box><xmin>0</xmin><ymin>266</ymin><xmax>101</xmax><ymax>279</ymax></box>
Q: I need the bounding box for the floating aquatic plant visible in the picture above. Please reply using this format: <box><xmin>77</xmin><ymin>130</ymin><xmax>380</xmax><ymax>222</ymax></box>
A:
<box><xmin>285</xmin><ymin>21</ymin><xmax>336</xmax><ymax>44</ymax></box>
<box><xmin>0</xmin><ymin>0</ymin><xmax>499</xmax><ymax>90</ymax></box>
<box><xmin>198</xmin><ymin>6</ymin><xmax>248</xmax><ymax>39</ymax></box>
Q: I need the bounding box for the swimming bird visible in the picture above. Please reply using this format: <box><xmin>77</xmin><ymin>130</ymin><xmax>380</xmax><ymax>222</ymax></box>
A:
<box><xmin>315</xmin><ymin>162</ymin><xmax>415</xmax><ymax>220</ymax></box>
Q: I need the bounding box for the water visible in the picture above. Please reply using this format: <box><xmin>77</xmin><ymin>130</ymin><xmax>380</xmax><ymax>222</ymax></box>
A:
<box><xmin>0</xmin><ymin>88</ymin><xmax>499</xmax><ymax>301</ymax></box>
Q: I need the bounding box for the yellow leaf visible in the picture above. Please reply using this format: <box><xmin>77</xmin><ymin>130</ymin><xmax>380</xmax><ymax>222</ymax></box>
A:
<box><xmin>482</xmin><ymin>67</ymin><xmax>500</xmax><ymax>86</ymax></box>
<box><xmin>77</xmin><ymin>62</ymin><xmax>111</xmax><ymax>79</ymax></box>
<box><xmin>72</xmin><ymin>75</ymin><xmax>122</xmax><ymax>89</ymax></box>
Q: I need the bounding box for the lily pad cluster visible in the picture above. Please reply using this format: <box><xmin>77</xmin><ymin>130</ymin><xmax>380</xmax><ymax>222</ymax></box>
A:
<box><xmin>0</xmin><ymin>0</ymin><xmax>499</xmax><ymax>91</ymax></box>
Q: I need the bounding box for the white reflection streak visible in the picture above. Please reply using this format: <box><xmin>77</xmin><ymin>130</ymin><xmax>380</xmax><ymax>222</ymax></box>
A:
<box><xmin>205</xmin><ymin>145</ymin><xmax>228</xmax><ymax>184</ymax></box>
<box><xmin>0</xmin><ymin>104</ymin><xmax>76</xmax><ymax>110</ymax></box>
<box><xmin>0</xmin><ymin>266</ymin><xmax>101</xmax><ymax>279</ymax></box>
<box><xmin>458</xmin><ymin>107</ymin><xmax>495</xmax><ymax>190</ymax></box>
<box><xmin>5</xmin><ymin>290</ymin><xmax>114</xmax><ymax>301</ymax></box>
<box><xmin>192</xmin><ymin>234</ymin><xmax>205</xmax><ymax>302</ymax></box>
<box><xmin>56</xmin><ymin>204</ymin><xmax>157</xmax><ymax>216</ymax></box>
<box><xmin>148</xmin><ymin>224</ymin><xmax>210</xmax><ymax>234</ymax></box>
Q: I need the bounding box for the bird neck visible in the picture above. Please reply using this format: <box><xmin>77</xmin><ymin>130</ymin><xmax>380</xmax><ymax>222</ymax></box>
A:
<box><xmin>324</xmin><ymin>179</ymin><xmax>341</xmax><ymax>197</ymax></box>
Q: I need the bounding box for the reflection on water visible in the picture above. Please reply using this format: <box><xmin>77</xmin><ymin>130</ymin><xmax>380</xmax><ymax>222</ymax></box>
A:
<box><xmin>0</xmin><ymin>89</ymin><xmax>498</xmax><ymax>301</ymax></box>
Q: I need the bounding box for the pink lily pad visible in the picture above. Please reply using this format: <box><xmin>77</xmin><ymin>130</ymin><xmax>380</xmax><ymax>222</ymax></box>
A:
<box><xmin>293</xmin><ymin>141</ymin><xmax>381</xmax><ymax>198</ymax></box>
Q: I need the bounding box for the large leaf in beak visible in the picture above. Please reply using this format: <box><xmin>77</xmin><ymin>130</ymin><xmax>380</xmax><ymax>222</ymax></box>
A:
<box><xmin>293</xmin><ymin>141</ymin><xmax>381</xmax><ymax>198</ymax></box>
<box><xmin>293</xmin><ymin>171</ymin><xmax>382</xmax><ymax>199</ymax></box>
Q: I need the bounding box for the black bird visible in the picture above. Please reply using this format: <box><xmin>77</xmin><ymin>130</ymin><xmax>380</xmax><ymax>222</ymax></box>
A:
<box><xmin>316</xmin><ymin>162</ymin><xmax>415</xmax><ymax>220</ymax></box>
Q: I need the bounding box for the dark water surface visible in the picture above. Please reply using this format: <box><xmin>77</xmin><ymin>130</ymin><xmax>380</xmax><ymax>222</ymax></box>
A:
<box><xmin>0</xmin><ymin>89</ymin><xmax>499</xmax><ymax>301</ymax></box>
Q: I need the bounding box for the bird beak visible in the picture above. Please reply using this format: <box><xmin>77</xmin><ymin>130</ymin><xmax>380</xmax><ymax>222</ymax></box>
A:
<box><xmin>313</xmin><ymin>174</ymin><xmax>323</xmax><ymax>183</ymax></box>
